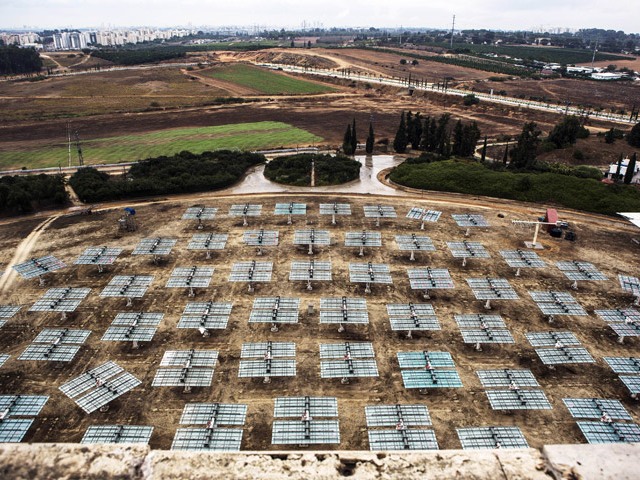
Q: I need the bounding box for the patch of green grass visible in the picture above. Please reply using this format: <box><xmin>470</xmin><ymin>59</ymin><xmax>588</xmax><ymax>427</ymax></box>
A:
<box><xmin>202</xmin><ymin>64</ymin><xmax>335</xmax><ymax>95</ymax></box>
<box><xmin>0</xmin><ymin>122</ymin><xmax>322</xmax><ymax>170</ymax></box>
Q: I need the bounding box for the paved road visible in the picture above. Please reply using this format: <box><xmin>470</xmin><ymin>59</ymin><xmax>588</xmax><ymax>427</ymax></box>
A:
<box><xmin>257</xmin><ymin>63</ymin><xmax>636</xmax><ymax>126</ymax></box>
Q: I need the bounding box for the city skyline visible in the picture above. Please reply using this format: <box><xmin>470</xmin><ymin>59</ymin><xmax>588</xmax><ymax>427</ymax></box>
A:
<box><xmin>1</xmin><ymin>0</ymin><xmax>638</xmax><ymax>34</ymax></box>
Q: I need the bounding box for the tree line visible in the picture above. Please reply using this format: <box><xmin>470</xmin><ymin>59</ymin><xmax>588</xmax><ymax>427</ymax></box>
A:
<box><xmin>0</xmin><ymin>46</ymin><xmax>43</xmax><ymax>75</ymax></box>
<box><xmin>0</xmin><ymin>174</ymin><xmax>67</xmax><ymax>215</ymax></box>
<box><xmin>90</xmin><ymin>43</ymin><xmax>276</xmax><ymax>66</ymax></box>
<box><xmin>393</xmin><ymin>111</ymin><xmax>482</xmax><ymax>158</ymax></box>
<box><xmin>69</xmin><ymin>150</ymin><xmax>264</xmax><ymax>203</ymax></box>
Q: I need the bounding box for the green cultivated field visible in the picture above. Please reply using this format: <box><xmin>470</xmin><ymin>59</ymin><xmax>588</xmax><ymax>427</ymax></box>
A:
<box><xmin>0</xmin><ymin>122</ymin><xmax>322</xmax><ymax>170</ymax></box>
<box><xmin>426</xmin><ymin>43</ymin><xmax>629</xmax><ymax>64</ymax></box>
<box><xmin>202</xmin><ymin>64</ymin><xmax>336</xmax><ymax>95</ymax></box>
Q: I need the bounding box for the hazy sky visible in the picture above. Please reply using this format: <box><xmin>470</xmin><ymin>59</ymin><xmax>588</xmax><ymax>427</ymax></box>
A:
<box><xmin>1</xmin><ymin>0</ymin><xmax>637</xmax><ymax>33</ymax></box>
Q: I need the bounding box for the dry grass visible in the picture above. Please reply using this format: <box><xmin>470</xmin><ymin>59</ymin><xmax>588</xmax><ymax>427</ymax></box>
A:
<box><xmin>0</xmin><ymin>68</ymin><xmax>230</xmax><ymax>122</ymax></box>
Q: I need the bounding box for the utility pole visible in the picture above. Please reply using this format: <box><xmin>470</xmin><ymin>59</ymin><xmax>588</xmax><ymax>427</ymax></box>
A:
<box><xmin>67</xmin><ymin>122</ymin><xmax>72</xmax><ymax>168</ymax></box>
<box><xmin>590</xmin><ymin>38</ymin><xmax>598</xmax><ymax>69</ymax></box>
<box><xmin>450</xmin><ymin>15</ymin><xmax>456</xmax><ymax>49</ymax></box>
<box><xmin>74</xmin><ymin>131</ymin><xmax>84</xmax><ymax>167</ymax></box>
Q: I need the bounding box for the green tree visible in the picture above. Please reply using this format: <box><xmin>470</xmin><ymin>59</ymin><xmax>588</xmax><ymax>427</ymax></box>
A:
<box><xmin>419</xmin><ymin>116</ymin><xmax>431</xmax><ymax>150</ymax></box>
<box><xmin>502</xmin><ymin>143</ymin><xmax>509</xmax><ymax>165</ymax></box>
<box><xmin>351</xmin><ymin>118</ymin><xmax>358</xmax><ymax>154</ymax></box>
<box><xmin>365</xmin><ymin>122</ymin><xmax>375</xmax><ymax>154</ymax></box>
<box><xmin>393</xmin><ymin>112</ymin><xmax>409</xmax><ymax>153</ymax></box>
<box><xmin>342</xmin><ymin>123</ymin><xmax>354</xmax><ymax>155</ymax></box>
<box><xmin>460</xmin><ymin>122</ymin><xmax>482</xmax><ymax>157</ymax></box>
<box><xmin>463</xmin><ymin>93</ymin><xmax>480</xmax><ymax>106</ymax></box>
<box><xmin>427</xmin><ymin>117</ymin><xmax>437</xmax><ymax>151</ymax></box>
<box><xmin>408</xmin><ymin>112</ymin><xmax>422</xmax><ymax>149</ymax></box>
<box><xmin>452</xmin><ymin>120</ymin><xmax>464</xmax><ymax>156</ymax></box>
<box><xmin>628</xmin><ymin>122</ymin><xmax>640</xmax><ymax>147</ymax></box>
<box><xmin>615</xmin><ymin>153</ymin><xmax>624</xmax><ymax>181</ymax></box>
<box><xmin>604</xmin><ymin>128</ymin><xmax>616</xmax><ymax>144</ymax></box>
<box><xmin>509</xmin><ymin>122</ymin><xmax>542</xmax><ymax>169</ymax></box>
<box><xmin>548</xmin><ymin>115</ymin><xmax>589</xmax><ymax>148</ymax></box>
<box><xmin>435</xmin><ymin>113</ymin><xmax>451</xmax><ymax>155</ymax></box>
<box><xmin>624</xmin><ymin>153</ymin><xmax>637</xmax><ymax>184</ymax></box>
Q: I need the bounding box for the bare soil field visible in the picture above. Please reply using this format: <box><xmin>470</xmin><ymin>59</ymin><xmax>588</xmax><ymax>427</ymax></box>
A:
<box><xmin>313</xmin><ymin>47</ymin><xmax>503</xmax><ymax>82</ymax></box>
<box><xmin>0</xmin><ymin>68</ymin><xmax>230</xmax><ymax>122</ymax></box>
<box><xmin>476</xmin><ymin>77</ymin><xmax>640</xmax><ymax>112</ymax></box>
<box><xmin>0</xmin><ymin>193</ymin><xmax>638</xmax><ymax>450</ymax></box>
<box><xmin>536</xmin><ymin>135</ymin><xmax>640</xmax><ymax>168</ymax></box>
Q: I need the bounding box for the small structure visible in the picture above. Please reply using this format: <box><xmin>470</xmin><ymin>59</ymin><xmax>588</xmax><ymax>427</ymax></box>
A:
<box><xmin>177</xmin><ymin>302</ymin><xmax>232</xmax><ymax>337</ymax></box>
<box><xmin>228</xmin><ymin>260</ymin><xmax>272</xmax><ymax>293</ymax></box>
<box><xmin>19</xmin><ymin>328</ymin><xmax>91</xmax><ymax>363</ymax></box>
<box><xmin>81</xmin><ymin>425</ymin><xmax>154</xmax><ymax>445</ymax></box>
<box><xmin>397</xmin><ymin>351</ymin><xmax>463</xmax><ymax>391</ymax></box>
<box><xmin>457</xmin><ymin>427</ymin><xmax>529</xmax><ymax>450</ymax></box>
<box><xmin>172</xmin><ymin>403</ymin><xmax>247</xmax><ymax>451</ymax></box>
<box><xmin>271</xmin><ymin>396</ymin><xmax>340</xmax><ymax>446</ymax></box>
<box><xmin>152</xmin><ymin>349</ymin><xmax>218</xmax><ymax>392</ymax></box>
<box><xmin>243</xmin><ymin>230</ymin><xmax>279</xmax><ymax>256</ymax></box>
<box><xmin>75</xmin><ymin>246</ymin><xmax>123</xmax><ymax>273</ymax></box>
<box><xmin>182</xmin><ymin>206</ymin><xmax>217</xmax><ymax>230</ymax></box>
<box><xmin>249</xmin><ymin>296</ymin><xmax>299</xmax><ymax>332</ymax></box>
<box><xmin>319</xmin><ymin>297</ymin><xmax>369</xmax><ymax>333</ymax></box>
<box><xmin>365</xmin><ymin>404</ymin><xmax>438</xmax><ymax>451</ymax></box>
<box><xmin>229</xmin><ymin>204</ymin><xmax>262</xmax><ymax>226</ymax></box>
<box><xmin>289</xmin><ymin>260</ymin><xmax>332</xmax><ymax>291</ymax></box>
<box><xmin>319</xmin><ymin>202</ymin><xmax>351</xmax><ymax>225</ymax></box>
<box><xmin>101</xmin><ymin>312</ymin><xmax>163</xmax><ymax>349</ymax></box>
<box><xmin>239</xmin><ymin>341</ymin><xmax>296</xmax><ymax>383</ymax></box>
<box><xmin>0</xmin><ymin>395</ymin><xmax>49</xmax><ymax>443</ymax></box>
<box><xmin>319</xmin><ymin>342</ymin><xmax>378</xmax><ymax>384</ymax></box>
<box><xmin>13</xmin><ymin>256</ymin><xmax>66</xmax><ymax>286</ymax></box>
<box><xmin>59</xmin><ymin>361</ymin><xmax>141</xmax><ymax>413</ymax></box>
<box><xmin>188</xmin><ymin>233</ymin><xmax>228</xmax><ymax>259</ymax></box>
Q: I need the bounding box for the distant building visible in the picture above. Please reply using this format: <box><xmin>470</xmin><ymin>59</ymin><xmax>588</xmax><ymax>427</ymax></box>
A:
<box><xmin>592</xmin><ymin>72</ymin><xmax>623</xmax><ymax>81</ymax></box>
<box><xmin>53</xmin><ymin>32</ymin><xmax>87</xmax><ymax>50</ymax></box>
<box><xmin>566</xmin><ymin>66</ymin><xmax>594</xmax><ymax>74</ymax></box>
<box><xmin>606</xmin><ymin>158</ymin><xmax>640</xmax><ymax>183</ymax></box>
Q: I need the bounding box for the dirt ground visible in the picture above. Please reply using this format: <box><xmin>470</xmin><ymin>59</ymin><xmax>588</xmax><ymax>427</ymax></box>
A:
<box><xmin>0</xmin><ymin>192</ymin><xmax>638</xmax><ymax>450</ymax></box>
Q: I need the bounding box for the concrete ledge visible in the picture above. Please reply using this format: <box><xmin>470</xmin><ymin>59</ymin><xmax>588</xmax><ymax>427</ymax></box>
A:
<box><xmin>0</xmin><ymin>444</ymin><xmax>637</xmax><ymax>479</ymax></box>
<box><xmin>543</xmin><ymin>443</ymin><xmax>639</xmax><ymax>480</ymax></box>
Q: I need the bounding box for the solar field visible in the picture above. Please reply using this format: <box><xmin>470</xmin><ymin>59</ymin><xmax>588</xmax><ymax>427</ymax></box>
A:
<box><xmin>0</xmin><ymin>194</ymin><xmax>638</xmax><ymax>450</ymax></box>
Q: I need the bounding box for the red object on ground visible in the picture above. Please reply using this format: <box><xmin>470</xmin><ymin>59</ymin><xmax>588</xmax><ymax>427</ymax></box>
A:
<box><xmin>545</xmin><ymin>209</ymin><xmax>558</xmax><ymax>232</ymax></box>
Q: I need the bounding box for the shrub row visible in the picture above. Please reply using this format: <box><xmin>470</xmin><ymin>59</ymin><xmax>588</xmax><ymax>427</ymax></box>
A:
<box><xmin>0</xmin><ymin>174</ymin><xmax>67</xmax><ymax>215</ymax></box>
<box><xmin>69</xmin><ymin>150</ymin><xmax>264</xmax><ymax>203</ymax></box>
<box><xmin>390</xmin><ymin>159</ymin><xmax>640</xmax><ymax>216</ymax></box>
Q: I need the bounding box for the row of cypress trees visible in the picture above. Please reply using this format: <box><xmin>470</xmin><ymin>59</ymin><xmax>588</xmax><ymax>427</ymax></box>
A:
<box><xmin>342</xmin><ymin>119</ymin><xmax>375</xmax><ymax>155</ymax></box>
<box><xmin>393</xmin><ymin>111</ymin><xmax>481</xmax><ymax>157</ymax></box>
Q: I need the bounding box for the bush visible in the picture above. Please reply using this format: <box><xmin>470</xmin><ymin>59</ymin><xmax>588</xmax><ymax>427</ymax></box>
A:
<box><xmin>628</xmin><ymin>122</ymin><xmax>640</xmax><ymax>148</ymax></box>
<box><xmin>571</xmin><ymin>165</ymin><xmax>603</xmax><ymax>180</ymax></box>
<box><xmin>389</xmin><ymin>159</ymin><xmax>640</xmax><ymax>215</ymax></box>
<box><xmin>548</xmin><ymin>116</ymin><xmax>589</xmax><ymax>148</ymax></box>
<box><xmin>539</xmin><ymin>141</ymin><xmax>557</xmax><ymax>154</ymax></box>
<box><xmin>69</xmin><ymin>150</ymin><xmax>264</xmax><ymax>203</ymax></box>
<box><xmin>264</xmin><ymin>154</ymin><xmax>360</xmax><ymax>186</ymax></box>
<box><xmin>572</xmin><ymin>149</ymin><xmax>585</xmax><ymax>161</ymax></box>
<box><xmin>462</xmin><ymin>94</ymin><xmax>480</xmax><ymax>106</ymax></box>
<box><xmin>0</xmin><ymin>174</ymin><xmax>67</xmax><ymax>215</ymax></box>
